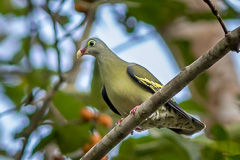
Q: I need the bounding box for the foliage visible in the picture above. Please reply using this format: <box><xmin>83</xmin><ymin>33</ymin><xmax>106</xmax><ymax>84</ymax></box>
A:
<box><xmin>0</xmin><ymin>0</ymin><xmax>239</xmax><ymax>160</ymax></box>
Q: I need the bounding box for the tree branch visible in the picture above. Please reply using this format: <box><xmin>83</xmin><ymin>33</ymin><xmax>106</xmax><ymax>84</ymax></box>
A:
<box><xmin>65</xmin><ymin>3</ymin><xmax>97</xmax><ymax>83</ymax></box>
<box><xmin>203</xmin><ymin>0</ymin><xmax>228</xmax><ymax>34</ymax></box>
<box><xmin>14</xmin><ymin>1</ymin><xmax>66</xmax><ymax>159</ymax></box>
<box><xmin>80</xmin><ymin>26</ymin><xmax>240</xmax><ymax>160</ymax></box>
<box><xmin>15</xmin><ymin>79</ymin><xmax>63</xmax><ymax>160</ymax></box>
<box><xmin>45</xmin><ymin>3</ymin><xmax>64</xmax><ymax>80</ymax></box>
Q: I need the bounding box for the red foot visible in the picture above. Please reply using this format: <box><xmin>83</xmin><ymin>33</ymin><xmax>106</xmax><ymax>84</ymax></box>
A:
<box><xmin>130</xmin><ymin>105</ymin><xmax>140</xmax><ymax>116</ymax></box>
<box><xmin>115</xmin><ymin>118</ymin><xmax>125</xmax><ymax>125</ymax></box>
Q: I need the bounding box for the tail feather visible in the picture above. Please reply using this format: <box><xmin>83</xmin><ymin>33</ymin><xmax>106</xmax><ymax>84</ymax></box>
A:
<box><xmin>169</xmin><ymin>116</ymin><xmax>205</xmax><ymax>136</ymax></box>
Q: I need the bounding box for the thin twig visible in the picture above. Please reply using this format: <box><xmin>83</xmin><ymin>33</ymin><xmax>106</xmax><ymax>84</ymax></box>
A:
<box><xmin>14</xmin><ymin>2</ymin><xmax>67</xmax><ymax>159</ymax></box>
<box><xmin>55</xmin><ymin>0</ymin><xmax>66</xmax><ymax>13</ymax></box>
<box><xmin>48</xmin><ymin>12</ymin><xmax>63</xmax><ymax>80</ymax></box>
<box><xmin>58</xmin><ymin>18</ymin><xmax>86</xmax><ymax>42</ymax></box>
<box><xmin>44</xmin><ymin>0</ymin><xmax>67</xmax><ymax>80</ymax></box>
<box><xmin>203</xmin><ymin>0</ymin><xmax>228</xmax><ymax>34</ymax></box>
<box><xmin>15</xmin><ymin>79</ymin><xmax>63</xmax><ymax>160</ymax></box>
<box><xmin>39</xmin><ymin>121</ymin><xmax>55</xmax><ymax>126</ymax></box>
<box><xmin>65</xmin><ymin>5</ymin><xmax>97</xmax><ymax>83</ymax></box>
<box><xmin>80</xmin><ymin>26</ymin><xmax>240</xmax><ymax>160</ymax></box>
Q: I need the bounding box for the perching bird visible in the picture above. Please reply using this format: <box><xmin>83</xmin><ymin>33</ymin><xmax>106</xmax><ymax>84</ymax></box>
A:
<box><xmin>77</xmin><ymin>38</ymin><xmax>205</xmax><ymax>136</ymax></box>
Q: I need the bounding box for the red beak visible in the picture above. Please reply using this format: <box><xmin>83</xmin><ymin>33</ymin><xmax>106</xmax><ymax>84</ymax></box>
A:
<box><xmin>81</xmin><ymin>48</ymin><xmax>87</xmax><ymax>54</ymax></box>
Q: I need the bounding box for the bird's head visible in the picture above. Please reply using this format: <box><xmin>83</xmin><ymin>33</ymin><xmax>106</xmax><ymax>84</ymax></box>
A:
<box><xmin>76</xmin><ymin>38</ymin><xmax>108</xmax><ymax>58</ymax></box>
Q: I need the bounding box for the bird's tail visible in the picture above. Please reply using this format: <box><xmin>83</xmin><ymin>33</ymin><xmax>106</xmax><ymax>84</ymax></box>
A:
<box><xmin>169</xmin><ymin>116</ymin><xmax>206</xmax><ymax>136</ymax></box>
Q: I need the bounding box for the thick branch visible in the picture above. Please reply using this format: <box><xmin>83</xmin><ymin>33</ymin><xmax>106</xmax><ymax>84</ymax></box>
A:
<box><xmin>80</xmin><ymin>26</ymin><xmax>240</xmax><ymax>160</ymax></box>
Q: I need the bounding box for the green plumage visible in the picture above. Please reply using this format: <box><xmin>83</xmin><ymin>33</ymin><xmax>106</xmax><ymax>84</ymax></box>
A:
<box><xmin>77</xmin><ymin>38</ymin><xmax>205</xmax><ymax>136</ymax></box>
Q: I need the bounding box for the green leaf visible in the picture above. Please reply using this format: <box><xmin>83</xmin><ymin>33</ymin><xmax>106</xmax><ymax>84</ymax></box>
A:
<box><xmin>194</xmin><ymin>135</ymin><xmax>240</xmax><ymax>155</ymax></box>
<box><xmin>4</xmin><ymin>83</ymin><xmax>25</xmax><ymax>106</ymax></box>
<box><xmin>173</xmin><ymin>40</ymin><xmax>195</xmax><ymax>65</ymax></box>
<box><xmin>226</xmin><ymin>155</ymin><xmax>240</xmax><ymax>160</ymax></box>
<box><xmin>201</xmin><ymin>147</ymin><xmax>225</xmax><ymax>160</ymax></box>
<box><xmin>122</xmin><ymin>0</ymin><xmax>237</xmax><ymax>33</ymax></box>
<box><xmin>210</xmin><ymin>123</ymin><xmax>230</xmax><ymax>141</ymax></box>
<box><xmin>55</xmin><ymin>124</ymin><xmax>90</xmax><ymax>154</ymax></box>
<box><xmin>33</xmin><ymin>123</ymin><xmax>92</xmax><ymax>154</ymax></box>
<box><xmin>122</xmin><ymin>0</ymin><xmax>187</xmax><ymax>30</ymax></box>
<box><xmin>25</xmin><ymin>69</ymin><xmax>52</xmax><ymax>89</ymax></box>
<box><xmin>33</xmin><ymin>129</ymin><xmax>56</xmax><ymax>153</ymax></box>
<box><xmin>193</xmin><ymin>72</ymin><xmax>209</xmax><ymax>99</ymax></box>
<box><xmin>53</xmin><ymin>91</ymin><xmax>85</xmax><ymax>120</ymax></box>
<box><xmin>114</xmin><ymin>129</ymin><xmax>202</xmax><ymax>160</ymax></box>
<box><xmin>95</xmin><ymin>124</ymin><xmax>110</xmax><ymax>136</ymax></box>
<box><xmin>0</xmin><ymin>34</ymin><xmax>7</xmax><ymax>43</ymax></box>
<box><xmin>236</xmin><ymin>94</ymin><xmax>240</xmax><ymax>108</ymax></box>
<box><xmin>187</xmin><ymin>6</ymin><xmax>237</xmax><ymax>22</ymax></box>
<box><xmin>212</xmin><ymin>141</ymin><xmax>240</xmax><ymax>155</ymax></box>
<box><xmin>226</xmin><ymin>123</ymin><xmax>240</xmax><ymax>144</ymax></box>
<box><xmin>0</xmin><ymin>0</ymin><xmax>27</xmax><ymax>16</ymax></box>
<box><xmin>153</xmin><ymin>129</ymin><xmax>201</xmax><ymax>160</ymax></box>
<box><xmin>10</xmin><ymin>37</ymin><xmax>31</xmax><ymax>65</ymax></box>
<box><xmin>57</xmin><ymin>15</ymin><xmax>69</xmax><ymax>27</ymax></box>
<box><xmin>10</xmin><ymin>50</ymin><xmax>25</xmax><ymax>65</ymax></box>
<box><xmin>179</xmin><ymin>99</ymin><xmax>207</xmax><ymax>114</ymax></box>
<box><xmin>172</xmin><ymin>40</ymin><xmax>209</xmax><ymax>99</ymax></box>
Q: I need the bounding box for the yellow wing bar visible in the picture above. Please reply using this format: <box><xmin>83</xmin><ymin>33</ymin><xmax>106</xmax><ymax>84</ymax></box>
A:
<box><xmin>135</xmin><ymin>75</ymin><xmax>163</xmax><ymax>93</ymax></box>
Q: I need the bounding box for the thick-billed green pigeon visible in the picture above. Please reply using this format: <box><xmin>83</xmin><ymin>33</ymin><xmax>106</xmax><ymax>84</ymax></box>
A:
<box><xmin>77</xmin><ymin>38</ymin><xmax>205</xmax><ymax>136</ymax></box>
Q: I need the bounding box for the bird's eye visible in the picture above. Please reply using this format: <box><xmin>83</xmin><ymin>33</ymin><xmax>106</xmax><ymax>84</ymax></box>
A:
<box><xmin>88</xmin><ymin>40</ymin><xmax>96</xmax><ymax>47</ymax></box>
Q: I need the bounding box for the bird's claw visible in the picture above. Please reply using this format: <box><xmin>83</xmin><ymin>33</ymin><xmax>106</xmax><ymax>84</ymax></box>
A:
<box><xmin>130</xmin><ymin>130</ymin><xmax>134</xmax><ymax>135</ymax></box>
<box><xmin>115</xmin><ymin>118</ymin><xmax>125</xmax><ymax>125</ymax></box>
<box><xmin>130</xmin><ymin>105</ymin><xmax>140</xmax><ymax>116</ymax></box>
<box><xmin>130</xmin><ymin>127</ymin><xmax>144</xmax><ymax>135</ymax></box>
<box><xmin>134</xmin><ymin>127</ymin><xmax>144</xmax><ymax>132</ymax></box>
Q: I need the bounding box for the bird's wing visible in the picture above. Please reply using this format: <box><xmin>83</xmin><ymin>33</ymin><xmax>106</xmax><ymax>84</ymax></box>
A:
<box><xmin>127</xmin><ymin>63</ymin><xmax>191</xmax><ymax>119</ymax></box>
<box><xmin>101</xmin><ymin>86</ymin><xmax>121</xmax><ymax>116</ymax></box>
<box><xmin>127</xmin><ymin>63</ymin><xmax>163</xmax><ymax>94</ymax></box>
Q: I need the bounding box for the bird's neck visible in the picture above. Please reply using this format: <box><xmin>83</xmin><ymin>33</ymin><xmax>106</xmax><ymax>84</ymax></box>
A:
<box><xmin>96</xmin><ymin>52</ymin><xmax>128</xmax><ymax>84</ymax></box>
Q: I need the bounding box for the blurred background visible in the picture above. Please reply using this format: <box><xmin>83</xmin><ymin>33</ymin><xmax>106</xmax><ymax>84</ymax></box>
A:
<box><xmin>0</xmin><ymin>0</ymin><xmax>240</xmax><ymax>159</ymax></box>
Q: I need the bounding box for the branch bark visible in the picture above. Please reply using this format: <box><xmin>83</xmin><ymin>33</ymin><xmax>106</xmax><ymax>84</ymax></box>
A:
<box><xmin>80</xmin><ymin>26</ymin><xmax>240</xmax><ymax>160</ymax></box>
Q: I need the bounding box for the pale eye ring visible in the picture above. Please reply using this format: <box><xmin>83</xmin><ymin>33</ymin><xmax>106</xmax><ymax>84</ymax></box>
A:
<box><xmin>88</xmin><ymin>40</ymin><xmax>96</xmax><ymax>47</ymax></box>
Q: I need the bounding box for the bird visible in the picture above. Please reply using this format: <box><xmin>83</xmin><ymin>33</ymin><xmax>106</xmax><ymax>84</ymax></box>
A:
<box><xmin>76</xmin><ymin>37</ymin><xmax>205</xmax><ymax>136</ymax></box>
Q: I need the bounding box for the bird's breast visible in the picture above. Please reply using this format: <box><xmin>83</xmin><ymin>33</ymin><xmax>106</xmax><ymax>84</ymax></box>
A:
<box><xmin>105</xmin><ymin>75</ymin><xmax>152</xmax><ymax>117</ymax></box>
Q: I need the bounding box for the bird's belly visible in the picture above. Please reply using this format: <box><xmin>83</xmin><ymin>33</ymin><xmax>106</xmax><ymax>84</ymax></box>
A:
<box><xmin>106</xmin><ymin>78</ymin><xmax>152</xmax><ymax>117</ymax></box>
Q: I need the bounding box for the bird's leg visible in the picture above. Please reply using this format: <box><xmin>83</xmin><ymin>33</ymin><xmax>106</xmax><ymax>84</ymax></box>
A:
<box><xmin>115</xmin><ymin>106</ymin><xmax>142</xmax><ymax>134</ymax></box>
<box><xmin>130</xmin><ymin>130</ymin><xmax>134</xmax><ymax>135</ymax></box>
<box><xmin>130</xmin><ymin>105</ymin><xmax>140</xmax><ymax>116</ymax></box>
<box><xmin>115</xmin><ymin>118</ymin><xmax>125</xmax><ymax>125</ymax></box>
<box><xmin>134</xmin><ymin>127</ymin><xmax>144</xmax><ymax>132</ymax></box>
<box><xmin>115</xmin><ymin>118</ymin><xmax>135</xmax><ymax>135</ymax></box>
